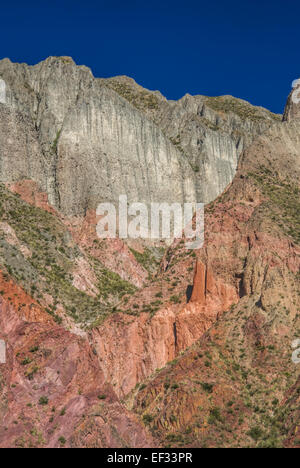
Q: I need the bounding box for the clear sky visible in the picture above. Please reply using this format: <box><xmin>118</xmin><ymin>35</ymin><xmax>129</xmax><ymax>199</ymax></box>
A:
<box><xmin>1</xmin><ymin>0</ymin><xmax>299</xmax><ymax>114</ymax></box>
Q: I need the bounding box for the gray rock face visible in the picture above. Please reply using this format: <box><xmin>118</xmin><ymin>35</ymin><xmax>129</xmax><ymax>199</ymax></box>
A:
<box><xmin>0</xmin><ymin>57</ymin><xmax>281</xmax><ymax>216</ymax></box>
<box><xmin>0</xmin><ymin>105</ymin><xmax>45</xmax><ymax>186</ymax></box>
<box><xmin>0</xmin><ymin>57</ymin><xmax>196</xmax><ymax>215</ymax></box>
<box><xmin>104</xmin><ymin>76</ymin><xmax>281</xmax><ymax>202</ymax></box>
<box><xmin>283</xmin><ymin>78</ymin><xmax>300</xmax><ymax>122</ymax></box>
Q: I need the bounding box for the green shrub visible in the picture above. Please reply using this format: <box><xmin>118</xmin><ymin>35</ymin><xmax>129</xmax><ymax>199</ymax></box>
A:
<box><xmin>58</xmin><ymin>436</ymin><xmax>66</xmax><ymax>446</ymax></box>
<box><xmin>247</xmin><ymin>426</ymin><xmax>263</xmax><ymax>442</ymax></box>
<box><xmin>39</xmin><ymin>396</ymin><xmax>49</xmax><ymax>406</ymax></box>
<box><xmin>170</xmin><ymin>295</ymin><xmax>181</xmax><ymax>304</ymax></box>
<box><xmin>143</xmin><ymin>414</ymin><xmax>154</xmax><ymax>425</ymax></box>
<box><xmin>201</xmin><ymin>382</ymin><xmax>214</xmax><ymax>394</ymax></box>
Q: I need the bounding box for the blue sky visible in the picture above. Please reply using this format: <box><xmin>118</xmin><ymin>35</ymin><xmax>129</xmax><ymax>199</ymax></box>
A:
<box><xmin>1</xmin><ymin>0</ymin><xmax>299</xmax><ymax>113</ymax></box>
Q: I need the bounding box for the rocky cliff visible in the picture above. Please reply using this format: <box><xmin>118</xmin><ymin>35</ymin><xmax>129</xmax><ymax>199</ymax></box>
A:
<box><xmin>283</xmin><ymin>79</ymin><xmax>300</xmax><ymax>122</ymax></box>
<box><xmin>0</xmin><ymin>57</ymin><xmax>193</xmax><ymax>215</ymax></box>
<box><xmin>103</xmin><ymin>75</ymin><xmax>281</xmax><ymax>202</ymax></box>
<box><xmin>0</xmin><ymin>57</ymin><xmax>280</xmax><ymax>216</ymax></box>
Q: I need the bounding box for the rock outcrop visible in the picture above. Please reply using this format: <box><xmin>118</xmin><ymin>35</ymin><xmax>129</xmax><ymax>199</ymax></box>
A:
<box><xmin>190</xmin><ymin>260</ymin><xmax>206</xmax><ymax>303</ymax></box>
<box><xmin>91</xmin><ymin>261</ymin><xmax>238</xmax><ymax>397</ymax></box>
<box><xmin>283</xmin><ymin>78</ymin><xmax>300</xmax><ymax>122</ymax></box>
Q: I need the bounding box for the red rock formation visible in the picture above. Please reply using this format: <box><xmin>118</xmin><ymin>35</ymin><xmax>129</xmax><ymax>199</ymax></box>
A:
<box><xmin>206</xmin><ymin>265</ymin><xmax>217</xmax><ymax>295</ymax></box>
<box><xmin>8</xmin><ymin>180</ymin><xmax>57</xmax><ymax>215</ymax></box>
<box><xmin>0</xmin><ymin>272</ymin><xmax>154</xmax><ymax>448</ymax></box>
<box><xmin>91</xmin><ymin>308</ymin><xmax>177</xmax><ymax>397</ymax></box>
<box><xmin>190</xmin><ymin>260</ymin><xmax>206</xmax><ymax>303</ymax></box>
<box><xmin>175</xmin><ymin>261</ymin><xmax>238</xmax><ymax>351</ymax></box>
<box><xmin>91</xmin><ymin>261</ymin><xmax>239</xmax><ymax>397</ymax></box>
<box><xmin>0</xmin><ymin>271</ymin><xmax>54</xmax><ymax>329</ymax></box>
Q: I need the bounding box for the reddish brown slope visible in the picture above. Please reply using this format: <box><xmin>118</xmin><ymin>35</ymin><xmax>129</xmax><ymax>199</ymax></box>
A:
<box><xmin>0</xmin><ymin>272</ymin><xmax>154</xmax><ymax>448</ymax></box>
<box><xmin>130</xmin><ymin>120</ymin><xmax>300</xmax><ymax>447</ymax></box>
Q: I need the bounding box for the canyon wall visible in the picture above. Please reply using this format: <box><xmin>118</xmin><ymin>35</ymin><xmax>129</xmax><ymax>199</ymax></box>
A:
<box><xmin>0</xmin><ymin>57</ymin><xmax>280</xmax><ymax>217</ymax></box>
